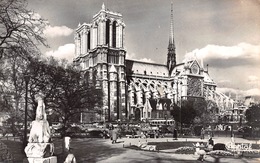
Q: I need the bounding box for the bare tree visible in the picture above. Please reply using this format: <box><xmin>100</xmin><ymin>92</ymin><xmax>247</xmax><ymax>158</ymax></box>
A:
<box><xmin>0</xmin><ymin>0</ymin><xmax>48</xmax><ymax>60</ymax></box>
<box><xmin>0</xmin><ymin>0</ymin><xmax>48</xmax><ymax>136</ymax></box>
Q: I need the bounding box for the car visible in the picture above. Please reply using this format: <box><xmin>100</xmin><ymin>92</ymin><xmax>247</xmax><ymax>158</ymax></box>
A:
<box><xmin>238</xmin><ymin>126</ymin><xmax>252</xmax><ymax>137</ymax></box>
<box><xmin>86</xmin><ymin>130</ymin><xmax>110</xmax><ymax>139</ymax></box>
<box><xmin>65</xmin><ymin>126</ymin><xmax>87</xmax><ymax>138</ymax></box>
<box><xmin>51</xmin><ymin>122</ymin><xmax>63</xmax><ymax>130</ymax></box>
<box><xmin>147</xmin><ymin>130</ymin><xmax>164</xmax><ymax>138</ymax></box>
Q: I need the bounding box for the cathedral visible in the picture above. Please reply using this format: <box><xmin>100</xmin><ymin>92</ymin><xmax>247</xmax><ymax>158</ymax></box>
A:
<box><xmin>73</xmin><ymin>3</ymin><xmax>218</xmax><ymax>122</ymax></box>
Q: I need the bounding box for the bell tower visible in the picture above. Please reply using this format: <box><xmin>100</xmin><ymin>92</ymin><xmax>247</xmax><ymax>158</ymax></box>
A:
<box><xmin>167</xmin><ymin>2</ymin><xmax>176</xmax><ymax>75</ymax></box>
<box><xmin>74</xmin><ymin>3</ymin><xmax>127</xmax><ymax>122</ymax></box>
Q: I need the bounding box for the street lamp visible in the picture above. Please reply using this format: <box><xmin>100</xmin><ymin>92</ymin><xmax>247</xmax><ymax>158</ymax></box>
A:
<box><xmin>231</xmin><ymin>112</ymin><xmax>234</xmax><ymax>137</ymax></box>
<box><xmin>23</xmin><ymin>73</ymin><xmax>30</xmax><ymax>148</ymax></box>
<box><xmin>179</xmin><ymin>80</ymin><xmax>183</xmax><ymax>135</ymax></box>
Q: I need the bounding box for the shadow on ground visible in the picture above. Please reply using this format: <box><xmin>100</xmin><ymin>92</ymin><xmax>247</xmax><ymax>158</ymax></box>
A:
<box><xmin>53</xmin><ymin>138</ymin><xmax>127</xmax><ymax>163</ymax></box>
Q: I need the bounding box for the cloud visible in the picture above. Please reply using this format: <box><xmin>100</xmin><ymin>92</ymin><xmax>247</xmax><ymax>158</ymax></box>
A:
<box><xmin>185</xmin><ymin>43</ymin><xmax>260</xmax><ymax>68</ymax></box>
<box><xmin>43</xmin><ymin>25</ymin><xmax>73</xmax><ymax>38</ymax></box>
<box><xmin>218</xmin><ymin>79</ymin><xmax>231</xmax><ymax>84</ymax></box>
<box><xmin>245</xmin><ymin>88</ymin><xmax>260</xmax><ymax>96</ymax></box>
<box><xmin>45</xmin><ymin>44</ymin><xmax>75</xmax><ymax>62</ymax></box>
<box><xmin>217</xmin><ymin>87</ymin><xmax>260</xmax><ymax>97</ymax></box>
<box><xmin>126</xmin><ymin>52</ymin><xmax>155</xmax><ymax>63</ymax></box>
<box><xmin>217</xmin><ymin>87</ymin><xmax>241</xmax><ymax>95</ymax></box>
<box><xmin>139</xmin><ymin>58</ymin><xmax>155</xmax><ymax>63</ymax></box>
<box><xmin>126</xmin><ymin>52</ymin><xmax>137</xmax><ymax>60</ymax></box>
<box><xmin>248</xmin><ymin>75</ymin><xmax>259</xmax><ymax>82</ymax></box>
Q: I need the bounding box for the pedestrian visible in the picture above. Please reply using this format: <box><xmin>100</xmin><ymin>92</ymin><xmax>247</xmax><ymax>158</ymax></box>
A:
<box><xmin>173</xmin><ymin>128</ymin><xmax>178</xmax><ymax>140</ymax></box>
<box><xmin>200</xmin><ymin>128</ymin><xmax>205</xmax><ymax>139</ymax></box>
<box><xmin>112</xmin><ymin>128</ymin><xmax>117</xmax><ymax>144</ymax></box>
<box><xmin>208</xmin><ymin>137</ymin><xmax>214</xmax><ymax>146</ymax></box>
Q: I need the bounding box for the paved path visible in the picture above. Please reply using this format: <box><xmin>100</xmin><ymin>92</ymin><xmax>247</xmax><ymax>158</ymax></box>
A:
<box><xmin>98</xmin><ymin>137</ymin><xmax>260</xmax><ymax>163</ymax></box>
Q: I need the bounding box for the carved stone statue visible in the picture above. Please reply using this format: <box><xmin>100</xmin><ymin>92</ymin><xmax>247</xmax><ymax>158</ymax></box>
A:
<box><xmin>24</xmin><ymin>93</ymin><xmax>54</xmax><ymax>159</ymax></box>
<box><xmin>28</xmin><ymin>96</ymin><xmax>50</xmax><ymax>143</ymax></box>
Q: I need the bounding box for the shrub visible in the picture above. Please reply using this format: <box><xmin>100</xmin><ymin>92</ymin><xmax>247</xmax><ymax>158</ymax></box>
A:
<box><xmin>0</xmin><ymin>141</ymin><xmax>13</xmax><ymax>162</ymax></box>
<box><xmin>175</xmin><ymin>146</ymin><xmax>195</xmax><ymax>154</ymax></box>
<box><xmin>213</xmin><ymin>143</ymin><xmax>227</xmax><ymax>151</ymax></box>
<box><xmin>194</xmin><ymin>126</ymin><xmax>203</xmax><ymax>136</ymax></box>
<box><xmin>208</xmin><ymin>150</ymin><xmax>233</xmax><ymax>156</ymax></box>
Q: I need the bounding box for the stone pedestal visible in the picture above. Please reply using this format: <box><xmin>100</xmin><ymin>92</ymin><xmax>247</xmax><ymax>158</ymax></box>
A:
<box><xmin>23</xmin><ymin>156</ymin><xmax>57</xmax><ymax>163</ymax></box>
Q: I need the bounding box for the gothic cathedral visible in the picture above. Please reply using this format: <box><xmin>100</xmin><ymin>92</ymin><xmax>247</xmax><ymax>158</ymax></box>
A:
<box><xmin>73</xmin><ymin>3</ymin><xmax>217</xmax><ymax>122</ymax></box>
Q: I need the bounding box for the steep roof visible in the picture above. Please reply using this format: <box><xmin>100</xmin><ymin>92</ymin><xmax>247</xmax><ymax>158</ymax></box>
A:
<box><xmin>126</xmin><ymin>59</ymin><xmax>169</xmax><ymax>77</ymax></box>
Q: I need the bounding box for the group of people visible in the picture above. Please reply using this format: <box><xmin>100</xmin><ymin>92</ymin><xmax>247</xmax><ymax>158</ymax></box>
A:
<box><xmin>200</xmin><ymin>127</ymin><xmax>214</xmax><ymax>140</ymax></box>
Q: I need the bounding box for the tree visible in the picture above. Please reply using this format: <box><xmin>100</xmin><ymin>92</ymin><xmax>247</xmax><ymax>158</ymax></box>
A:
<box><xmin>24</xmin><ymin>58</ymin><xmax>103</xmax><ymax>136</ymax></box>
<box><xmin>49</xmin><ymin>64</ymin><xmax>103</xmax><ymax>136</ymax></box>
<box><xmin>170</xmin><ymin>100</ymin><xmax>197</xmax><ymax>126</ymax></box>
<box><xmin>192</xmin><ymin>98</ymin><xmax>218</xmax><ymax>126</ymax></box>
<box><xmin>0</xmin><ymin>0</ymin><xmax>48</xmax><ymax>136</ymax></box>
<box><xmin>0</xmin><ymin>51</ymin><xmax>29</xmax><ymax>136</ymax></box>
<box><xmin>171</xmin><ymin>98</ymin><xmax>218</xmax><ymax>130</ymax></box>
<box><xmin>0</xmin><ymin>0</ymin><xmax>48</xmax><ymax>60</ymax></box>
<box><xmin>245</xmin><ymin>104</ymin><xmax>260</xmax><ymax>127</ymax></box>
<box><xmin>181</xmin><ymin>100</ymin><xmax>197</xmax><ymax>125</ymax></box>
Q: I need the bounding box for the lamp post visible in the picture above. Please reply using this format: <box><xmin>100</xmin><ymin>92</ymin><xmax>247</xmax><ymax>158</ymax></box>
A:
<box><xmin>23</xmin><ymin>73</ymin><xmax>30</xmax><ymax>148</ymax></box>
<box><xmin>179</xmin><ymin>81</ymin><xmax>183</xmax><ymax>135</ymax></box>
<box><xmin>231</xmin><ymin>112</ymin><xmax>233</xmax><ymax>137</ymax></box>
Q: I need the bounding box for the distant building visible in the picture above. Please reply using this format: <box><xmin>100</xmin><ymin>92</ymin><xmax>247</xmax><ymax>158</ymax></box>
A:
<box><xmin>245</xmin><ymin>96</ymin><xmax>256</xmax><ymax>107</ymax></box>
<box><xmin>73</xmin><ymin>3</ymin><xmax>232</xmax><ymax>122</ymax></box>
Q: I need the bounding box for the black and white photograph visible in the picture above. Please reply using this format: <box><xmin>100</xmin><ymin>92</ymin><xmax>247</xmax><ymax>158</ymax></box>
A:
<box><xmin>0</xmin><ymin>0</ymin><xmax>260</xmax><ymax>162</ymax></box>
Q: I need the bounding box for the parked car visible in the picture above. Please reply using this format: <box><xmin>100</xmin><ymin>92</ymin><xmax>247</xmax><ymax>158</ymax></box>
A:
<box><xmin>65</xmin><ymin>126</ymin><xmax>87</xmax><ymax>138</ymax></box>
<box><xmin>147</xmin><ymin>130</ymin><xmax>164</xmax><ymax>138</ymax></box>
<box><xmin>86</xmin><ymin>130</ymin><xmax>110</xmax><ymax>139</ymax></box>
<box><xmin>51</xmin><ymin>122</ymin><xmax>63</xmax><ymax>130</ymax></box>
<box><xmin>238</xmin><ymin>126</ymin><xmax>252</xmax><ymax>137</ymax></box>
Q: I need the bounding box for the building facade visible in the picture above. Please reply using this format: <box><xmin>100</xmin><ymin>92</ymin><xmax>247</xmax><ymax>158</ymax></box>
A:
<box><xmin>73</xmin><ymin>3</ymin><xmax>229</xmax><ymax>122</ymax></box>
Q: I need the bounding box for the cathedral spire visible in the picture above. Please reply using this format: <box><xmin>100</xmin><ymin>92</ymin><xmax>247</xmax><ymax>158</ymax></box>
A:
<box><xmin>167</xmin><ymin>2</ymin><xmax>176</xmax><ymax>75</ymax></box>
<box><xmin>102</xmin><ymin>2</ymin><xmax>105</xmax><ymax>10</ymax></box>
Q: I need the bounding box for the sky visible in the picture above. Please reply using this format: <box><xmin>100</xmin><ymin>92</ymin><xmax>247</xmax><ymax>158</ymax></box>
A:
<box><xmin>27</xmin><ymin>0</ymin><xmax>260</xmax><ymax>97</ymax></box>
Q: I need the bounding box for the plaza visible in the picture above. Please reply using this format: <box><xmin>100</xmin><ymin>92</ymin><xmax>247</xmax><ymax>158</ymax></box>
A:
<box><xmin>2</xmin><ymin>135</ymin><xmax>260</xmax><ymax>162</ymax></box>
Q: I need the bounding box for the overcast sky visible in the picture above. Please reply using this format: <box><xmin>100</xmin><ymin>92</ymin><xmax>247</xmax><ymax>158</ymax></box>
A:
<box><xmin>27</xmin><ymin>0</ymin><xmax>260</xmax><ymax>97</ymax></box>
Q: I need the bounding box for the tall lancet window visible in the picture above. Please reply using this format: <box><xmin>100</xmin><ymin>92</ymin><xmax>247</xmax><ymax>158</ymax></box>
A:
<box><xmin>112</xmin><ymin>21</ymin><xmax>117</xmax><ymax>48</ymax></box>
<box><xmin>106</xmin><ymin>20</ymin><xmax>110</xmax><ymax>45</ymax></box>
<box><xmin>87</xmin><ymin>30</ymin><xmax>91</xmax><ymax>51</ymax></box>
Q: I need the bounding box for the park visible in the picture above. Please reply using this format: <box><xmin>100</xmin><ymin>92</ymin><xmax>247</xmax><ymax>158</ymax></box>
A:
<box><xmin>1</xmin><ymin>0</ymin><xmax>260</xmax><ymax>162</ymax></box>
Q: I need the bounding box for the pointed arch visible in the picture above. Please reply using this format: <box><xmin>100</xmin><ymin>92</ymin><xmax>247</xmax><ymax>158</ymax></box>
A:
<box><xmin>105</xmin><ymin>19</ymin><xmax>110</xmax><ymax>45</ymax></box>
<box><xmin>112</xmin><ymin>21</ymin><xmax>117</xmax><ymax>48</ymax></box>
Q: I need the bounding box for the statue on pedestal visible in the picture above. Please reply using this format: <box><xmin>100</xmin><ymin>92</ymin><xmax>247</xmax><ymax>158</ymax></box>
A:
<box><xmin>24</xmin><ymin>93</ymin><xmax>54</xmax><ymax>158</ymax></box>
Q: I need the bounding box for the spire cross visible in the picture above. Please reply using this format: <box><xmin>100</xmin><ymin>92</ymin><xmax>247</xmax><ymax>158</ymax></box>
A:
<box><xmin>169</xmin><ymin>2</ymin><xmax>175</xmax><ymax>46</ymax></box>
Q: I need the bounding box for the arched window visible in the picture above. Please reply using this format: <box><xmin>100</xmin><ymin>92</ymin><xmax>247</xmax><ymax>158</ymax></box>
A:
<box><xmin>112</xmin><ymin>21</ymin><xmax>117</xmax><ymax>48</ymax></box>
<box><xmin>87</xmin><ymin>30</ymin><xmax>91</xmax><ymax>50</ymax></box>
<box><xmin>106</xmin><ymin>20</ymin><xmax>110</xmax><ymax>45</ymax></box>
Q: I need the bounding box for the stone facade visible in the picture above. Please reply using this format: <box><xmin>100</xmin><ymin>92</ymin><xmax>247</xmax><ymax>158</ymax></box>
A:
<box><xmin>74</xmin><ymin>4</ymin><xmax>126</xmax><ymax>122</ymax></box>
<box><xmin>73</xmin><ymin>4</ymin><xmax>229</xmax><ymax>122</ymax></box>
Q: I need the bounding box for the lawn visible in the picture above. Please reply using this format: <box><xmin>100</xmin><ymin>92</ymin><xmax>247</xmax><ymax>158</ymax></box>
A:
<box><xmin>148</xmin><ymin>141</ymin><xmax>207</xmax><ymax>150</ymax></box>
<box><xmin>1</xmin><ymin>138</ymin><xmax>126</xmax><ymax>163</ymax></box>
<box><xmin>1</xmin><ymin>140</ymin><xmax>25</xmax><ymax>163</ymax></box>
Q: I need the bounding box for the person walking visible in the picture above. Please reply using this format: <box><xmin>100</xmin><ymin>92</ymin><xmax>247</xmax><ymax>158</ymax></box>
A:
<box><xmin>111</xmin><ymin>128</ymin><xmax>117</xmax><ymax>144</ymax></box>
<box><xmin>208</xmin><ymin>137</ymin><xmax>214</xmax><ymax>146</ymax></box>
<box><xmin>173</xmin><ymin>128</ymin><xmax>178</xmax><ymax>140</ymax></box>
